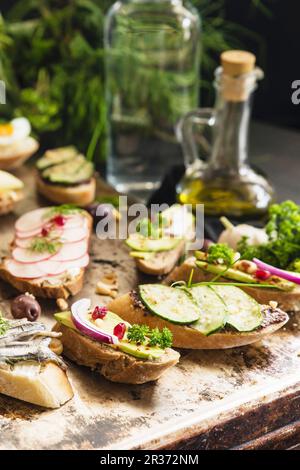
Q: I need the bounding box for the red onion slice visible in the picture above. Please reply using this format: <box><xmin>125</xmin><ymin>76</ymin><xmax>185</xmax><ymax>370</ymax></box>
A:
<box><xmin>253</xmin><ymin>258</ymin><xmax>300</xmax><ymax>285</ymax></box>
<box><xmin>71</xmin><ymin>298</ymin><xmax>119</xmax><ymax>345</ymax></box>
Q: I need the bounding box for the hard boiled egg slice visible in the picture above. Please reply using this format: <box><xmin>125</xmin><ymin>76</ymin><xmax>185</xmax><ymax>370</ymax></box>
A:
<box><xmin>0</xmin><ymin>170</ymin><xmax>24</xmax><ymax>194</ymax></box>
<box><xmin>0</xmin><ymin>118</ymin><xmax>31</xmax><ymax>147</ymax></box>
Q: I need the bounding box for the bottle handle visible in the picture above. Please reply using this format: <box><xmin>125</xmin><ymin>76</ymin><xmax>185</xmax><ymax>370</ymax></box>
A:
<box><xmin>176</xmin><ymin>108</ymin><xmax>215</xmax><ymax>168</ymax></box>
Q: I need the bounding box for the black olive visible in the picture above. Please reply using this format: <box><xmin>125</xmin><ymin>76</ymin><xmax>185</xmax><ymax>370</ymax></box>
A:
<box><xmin>11</xmin><ymin>294</ymin><xmax>41</xmax><ymax>322</ymax></box>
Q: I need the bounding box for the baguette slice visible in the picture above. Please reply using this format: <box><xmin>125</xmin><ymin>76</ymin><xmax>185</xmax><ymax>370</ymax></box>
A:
<box><xmin>108</xmin><ymin>291</ymin><xmax>289</xmax><ymax>349</ymax></box>
<box><xmin>0</xmin><ymin>211</ymin><xmax>93</xmax><ymax>299</ymax></box>
<box><xmin>53</xmin><ymin>323</ymin><xmax>180</xmax><ymax>384</ymax></box>
<box><xmin>166</xmin><ymin>257</ymin><xmax>300</xmax><ymax>313</ymax></box>
<box><xmin>135</xmin><ymin>240</ymin><xmax>186</xmax><ymax>276</ymax></box>
<box><xmin>0</xmin><ymin>137</ymin><xmax>39</xmax><ymax>170</ymax></box>
<box><xmin>37</xmin><ymin>173</ymin><xmax>96</xmax><ymax>207</ymax></box>
<box><xmin>0</xmin><ymin>361</ymin><xmax>73</xmax><ymax>408</ymax></box>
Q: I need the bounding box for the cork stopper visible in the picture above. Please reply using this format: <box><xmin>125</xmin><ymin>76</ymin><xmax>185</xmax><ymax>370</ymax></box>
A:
<box><xmin>218</xmin><ymin>50</ymin><xmax>259</xmax><ymax>102</ymax></box>
<box><xmin>221</xmin><ymin>50</ymin><xmax>256</xmax><ymax>77</ymax></box>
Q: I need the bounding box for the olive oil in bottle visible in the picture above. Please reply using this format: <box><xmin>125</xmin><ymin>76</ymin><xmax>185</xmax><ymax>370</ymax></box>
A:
<box><xmin>177</xmin><ymin>50</ymin><xmax>274</xmax><ymax>218</ymax></box>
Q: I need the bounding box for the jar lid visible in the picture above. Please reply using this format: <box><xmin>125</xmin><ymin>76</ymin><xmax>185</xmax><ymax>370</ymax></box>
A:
<box><xmin>221</xmin><ymin>50</ymin><xmax>256</xmax><ymax>76</ymax></box>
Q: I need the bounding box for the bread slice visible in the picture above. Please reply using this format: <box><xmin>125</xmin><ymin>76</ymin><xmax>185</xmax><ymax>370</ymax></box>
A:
<box><xmin>166</xmin><ymin>257</ymin><xmax>300</xmax><ymax>313</ymax></box>
<box><xmin>135</xmin><ymin>241</ymin><xmax>186</xmax><ymax>276</ymax></box>
<box><xmin>108</xmin><ymin>291</ymin><xmax>289</xmax><ymax>349</ymax></box>
<box><xmin>0</xmin><ymin>361</ymin><xmax>73</xmax><ymax>408</ymax></box>
<box><xmin>53</xmin><ymin>323</ymin><xmax>180</xmax><ymax>384</ymax></box>
<box><xmin>0</xmin><ymin>266</ymin><xmax>85</xmax><ymax>299</ymax></box>
<box><xmin>37</xmin><ymin>174</ymin><xmax>96</xmax><ymax>207</ymax></box>
<box><xmin>0</xmin><ymin>137</ymin><xmax>39</xmax><ymax>170</ymax></box>
<box><xmin>0</xmin><ymin>212</ymin><xmax>93</xmax><ymax>299</ymax></box>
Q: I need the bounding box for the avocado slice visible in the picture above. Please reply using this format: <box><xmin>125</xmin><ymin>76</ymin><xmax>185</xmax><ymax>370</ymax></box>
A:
<box><xmin>139</xmin><ymin>284</ymin><xmax>200</xmax><ymax>324</ymax></box>
<box><xmin>189</xmin><ymin>285</ymin><xmax>228</xmax><ymax>335</ymax></box>
<box><xmin>54</xmin><ymin>311</ymin><xmax>164</xmax><ymax>360</ymax></box>
<box><xmin>37</xmin><ymin>146</ymin><xmax>78</xmax><ymax>170</ymax></box>
<box><xmin>195</xmin><ymin>260</ymin><xmax>294</xmax><ymax>291</ymax></box>
<box><xmin>129</xmin><ymin>251</ymin><xmax>154</xmax><ymax>260</ymax></box>
<box><xmin>42</xmin><ymin>155</ymin><xmax>94</xmax><ymax>185</ymax></box>
<box><xmin>212</xmin><ymin>285</ymin><xmax>263</xmax><ymax>332</ymax></box>
<box><xmin>126</xmin><ymin>235</ymin><xmax>181</xmax><ymax>252</ymax></box>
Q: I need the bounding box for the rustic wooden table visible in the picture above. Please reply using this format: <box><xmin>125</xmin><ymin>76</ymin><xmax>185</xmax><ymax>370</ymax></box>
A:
<box><xmin>1</xmin><ymin>122</ymin><xmax>300</xmax><ymax>450</ymax></box>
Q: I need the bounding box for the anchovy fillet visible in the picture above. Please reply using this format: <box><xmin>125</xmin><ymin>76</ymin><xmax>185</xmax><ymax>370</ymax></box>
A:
<box><xmin>0</xmin><ymin>318</ymin><xmax>66</xmax><ymax>369</ymax></box>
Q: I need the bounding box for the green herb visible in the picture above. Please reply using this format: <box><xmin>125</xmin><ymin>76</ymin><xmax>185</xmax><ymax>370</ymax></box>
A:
<box><xmin>127</xmin><ymin>324</ymin><xmax>173</xmax><ymax>349</ymax></box>
<box><xmin>187</xmin><ymin>269</ymin><xmax>195</xmax><ymax>288</ymax></box>
<box><xmin>127</xmin><ymin>324</ymin><xmax>150</xmax><ymax>344</ymax></box>
<box><xmin>238</xmin><ymin>201</ymin><xmax>300</xmax><ymax>269</ymax></box>
<box><xmin>148</xmin><ymin>327</ymin><xmax>173</xmax><ymax>349</ymax></box>
<box><xmin>0</xmin><ymin>1</ymin><xmax>267</xmax><ymax>162</ymax></box>
<box><xmin>287</xmin><ymin>258</ymin><xmax>300</xmax><ymax>273</ymax></box>
<box><xmin>191</xmin><ymin>282</ymin><xmax>280</xmax><ymax>289</ymax></box>
<box><xmin>136</xmin><ymin>218</ymin><xmax>160</xmax><ymax>239</ymax></box>
<box><xmin>45</xmin><ymin>204</ymin><xmax>82</xmax><ymax>219</ymax></box>
<box><xmin>0</xmin><ymin>313</ymin><xmax>9</xmax><ymax>336</ymax></box>
<box><xmin>30</xmin><ymin>237</ymin><xmax>61</xmax><ymax>254</ymax></box>
<box><xmin>207</xmin><ymin>243</ymin><xmax>235</xmax><ymax>266</ymax></box>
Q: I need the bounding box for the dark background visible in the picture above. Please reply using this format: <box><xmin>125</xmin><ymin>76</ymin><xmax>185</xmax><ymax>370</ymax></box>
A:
<box><xmin>1</xmin><ymin>0</ymin><xmax>299</xmax><ymax>130</ymax></box>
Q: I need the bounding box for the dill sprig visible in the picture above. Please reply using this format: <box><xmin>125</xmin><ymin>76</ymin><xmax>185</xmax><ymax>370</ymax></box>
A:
<box><xmin>30</xmin><ymin>237</ymin><xmax>62</xmax><ymax>254</ymax></box>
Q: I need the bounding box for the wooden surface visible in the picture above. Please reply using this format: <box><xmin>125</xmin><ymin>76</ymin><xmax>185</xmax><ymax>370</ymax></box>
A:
<box><xmin>1</xmin><ymin>127</ymin><xmax>300</xmax><ymax>449</ymax></box>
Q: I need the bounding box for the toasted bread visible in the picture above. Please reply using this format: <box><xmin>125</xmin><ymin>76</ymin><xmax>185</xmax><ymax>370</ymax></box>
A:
<box><xmin>135</xmin><ymin>241</ymin><xmax>186</xmax><ymax>276</ymax></box>
<box><xmin>53</xmin><ymin>323</ymin><xmax>180</xmax><ymax>384</ymax></box>
<box><xmin>108</xmin><ymin>291</ymin><xmax>289</xmax><ymax>349</ymax></box>
<box><xmin>37</xmin><ymin>174</ymin><xmax>96</xmax><ymax>207</ymax></box>
<box><xmin>166</xmin><ymin>257</ymin><xmax>300</xmax><ymax>313</ymax></box>
<box><xmin>0</xmin><ymin>266</ymin><xmax>85</xmax><ymax>299</ymax></box>
<box><xmin>0</xmin><ymin>137</ymin><xmax>39</xmax><ymax>170</ymax></box>
<box><xmin>0</xmin><ymin>361</ymin><xmax>73</xmax><ymax>408</ymax></box>
<box><xmin>0</xmin><ymin>211</ymin><xmax>93</xmax><ymax>299</ymax></box>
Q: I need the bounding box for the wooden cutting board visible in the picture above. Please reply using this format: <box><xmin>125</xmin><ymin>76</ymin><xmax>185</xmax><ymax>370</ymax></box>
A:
<box><xmin>1</xmin><ymin>166</ymin><xmax>300</xmax><ymax>450</ymax></box>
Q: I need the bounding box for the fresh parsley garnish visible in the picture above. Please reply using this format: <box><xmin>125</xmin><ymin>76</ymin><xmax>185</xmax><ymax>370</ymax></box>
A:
<box><xmin>149</xmin><ymin>327</ymin><xmax>173</xmax><ymax>349</ymax></box>
<box><xmin>0</xmin><ymin>313</ymin><xmax>9</xmax><ymax>336</ymax></box>
<box><xmin>127</xmin><ymin>324</ymin><xmax>173</xmax><ymax>349</ymax></box>
<box><xmin>127</xmin><ymin>324</ymin><xmax>150</xmax><ymax>344</ymax></box>
<box><xmin>207</xmin><ymin>243</ymin><xmax>235</xmax><ymax>266</ymax></box>
<box><xmin>30</xmin><ymin>237</ymin><xmax>62</xmax><ymax>254</ymax></box>
<box><xmin>238</xmin><ymin>201</ymin><xmax>300</xmax><ymax>270</ymax></box>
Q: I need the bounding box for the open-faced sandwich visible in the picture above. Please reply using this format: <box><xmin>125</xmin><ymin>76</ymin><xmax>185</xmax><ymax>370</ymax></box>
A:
<box><xmin>126</xmin><ymin>204</ymin><xmax>195</xmax><ymax>276</ymax></box>
<box><xmin>36</xmin><ymin>146</ymin><xmax>96</xmax><ymax>206</ymax></box>
<box><xmin>0</xmin><ymin>311</ymin><xmax>73</xmax><ymax>408</ymax></box>
<box><xmin>0</xmin><ymin>205</ymin><xmax>92</xmax><ymax>299</ymax></box>
<box><xmin>0</xmin><ymin>118</ymin><xmax>39</xmax><ymax>170</ymax></box>
<box><xmin>0</xmin><ymin>170</ymin><xmax>24</xmax><ymax>215</ymax></box>
<box><xmin>108</xmin><ymin>283</ymin><xmax>289</xmax><ymax>349</ymax></box>
<box><xmin>167</xmin><ymin>201</ymin><xmax>300</xmax><ymax>313</ymax></box>
<box><xmin>54</xmin><ymin>298</ymin><xmax>180</xmax><ymax>384</ymax></box>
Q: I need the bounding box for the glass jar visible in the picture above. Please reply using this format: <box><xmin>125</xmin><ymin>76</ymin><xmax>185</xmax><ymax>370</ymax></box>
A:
<box><xmin>105</xmin><ymin>0</ymin><xmax>201</xmax><ymax>200</ymax></box>
<box><xmin>176</xmin><ymin>52</ymin><xmax>274</xmax><ymax>218</ymax></box>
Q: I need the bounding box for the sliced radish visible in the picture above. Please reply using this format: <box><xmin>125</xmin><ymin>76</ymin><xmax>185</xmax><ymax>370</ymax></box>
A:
<box><xmin>12</xmin><ymin>247</ymin><xmax>53</xmax><ymax>264</ymax></box>
<box><xmin>40</xmin><ymin>254</ymin><xmax>89</xmax><ymax>276</ymax></box>
<box><xmin>51</xmin><ymin>240</ymin><xmax>88</xmax><ymax>262</ymax></box>
<box><xmin>15</xmin><ymin>208</ymin><xmax>50</xmax><ymax>233</ymax></box>
<box><xmin>60</xmin><ymin>225</ymin><xmax>89</xmax><ymax>243</ymax></box>
<box><xmin>5</xmin><ymin>259</ymin><xmax>45</xmax><ymax>279</ymax></box>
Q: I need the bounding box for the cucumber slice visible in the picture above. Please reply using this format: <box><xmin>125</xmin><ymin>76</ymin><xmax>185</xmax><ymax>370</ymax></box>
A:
<box><xmin>126</xmin><ymin>235</ymin><xmax>181</xmax><ymax>252</ymax></box>
<box><xmin>139</xmin><ymin>284</ymin><xmax>200</xmax><ymax>324</ymax></box>
<box><xmin>212</xmin><ymin>285</ymin><xmax>263</xmax><ymax>332</ymax></box>
<box><xmin>189</xmin><ymin>285</ymin><xmax>227</xmax><ymax>335</ymax></box>
<box><xmin>196</xmin><ymin>260</ymin><xmax>257</xmax><ymax>284</ymax></box>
